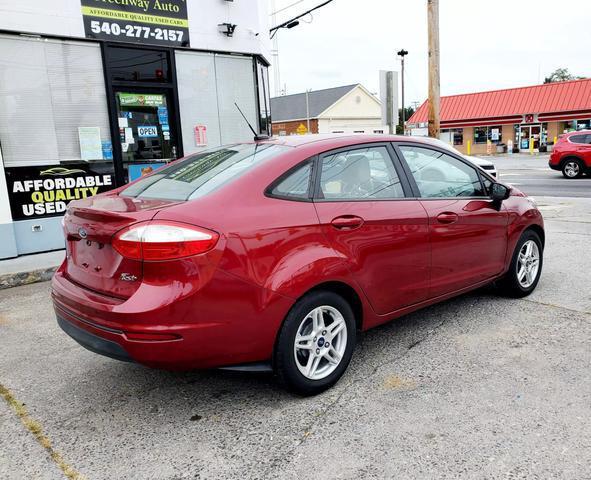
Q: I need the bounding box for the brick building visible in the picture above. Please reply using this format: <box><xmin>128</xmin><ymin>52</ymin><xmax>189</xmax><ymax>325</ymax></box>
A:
<box><xmin>408</xmin><ymin>79</ymin><xmax>591</xmax><ymax>154</ymax></box>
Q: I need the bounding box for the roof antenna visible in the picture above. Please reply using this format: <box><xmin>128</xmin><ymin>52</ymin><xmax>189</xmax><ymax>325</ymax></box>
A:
<box><xmin>235</xmin><ymin>102</ymin><xmax>270</xmax><ymax>141</ymax></box>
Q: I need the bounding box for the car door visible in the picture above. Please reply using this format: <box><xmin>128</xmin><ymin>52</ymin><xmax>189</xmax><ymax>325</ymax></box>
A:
<box><xmin>396</xmin><ymin>143</ymin><xmax>508</xmax><ymax>298</ymax></box>
<box><xmin>312</xmin><ymin>143</ymin><xmax>430</xmax><ymax>315</ymax></box>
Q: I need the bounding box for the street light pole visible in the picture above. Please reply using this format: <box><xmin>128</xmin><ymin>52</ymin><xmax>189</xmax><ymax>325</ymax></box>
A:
<box><xmin>397</xmin><ymin>49</ymin><xmax>408</xmax><ymax>134</ymax></box>
<box><xmin>427</xmin><ymin>0</ymin><xmax>440</xmax><ymax>139</ymax></box>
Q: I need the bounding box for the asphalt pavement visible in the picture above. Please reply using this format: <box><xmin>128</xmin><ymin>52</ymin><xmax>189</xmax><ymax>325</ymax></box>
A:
<box><xmin>1</xmin><ymin>167</ymin><xmax>590</xmax><ymax>479</ymax></box>
<box><xmin>492</xmin><ymin>153</ymin><xmax>591</xmax><ymax>198</ymax></box>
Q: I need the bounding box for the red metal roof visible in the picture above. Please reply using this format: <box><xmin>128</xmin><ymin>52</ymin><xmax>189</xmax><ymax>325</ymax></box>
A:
<box><xmin>408</xmin><ymin>78</ymin><xmax>591</xmax><ymax>126</ymax></box>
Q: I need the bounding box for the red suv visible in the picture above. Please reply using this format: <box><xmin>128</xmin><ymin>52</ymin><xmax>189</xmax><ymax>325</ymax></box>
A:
<box><xmin>549</xmin><ymin>130</ymin><xmax>591</xmax><ymax>178</ymax></box>
<box><xmin>52</xmin><ymin>135</ymin><xmax>544</xmax><ymax>395</ymax></box>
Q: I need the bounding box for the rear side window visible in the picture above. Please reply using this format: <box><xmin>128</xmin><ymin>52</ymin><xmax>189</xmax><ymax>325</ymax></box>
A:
<box><xmin>318</xmin><ymin>146</ymin><xmax>405</xmax><ymax>200</ymax></box>
<box><xmin>121</xmin><ymin>144</ymin><xmax>290</xmax><ymax>201</ymax></box>
<box><xmin>399</xmin><ymin>145</ymin><xmax>485</xmax><ymax>198</ymax></box>
<box><xmin>270</xmin><ymin>162</ymin><xmax>312</xmax><ymax>200</ymax></box>
<box><xmin>569</xmin><ymin>134</ymin><xmax>589</xmax><ymax>144</ymax></box>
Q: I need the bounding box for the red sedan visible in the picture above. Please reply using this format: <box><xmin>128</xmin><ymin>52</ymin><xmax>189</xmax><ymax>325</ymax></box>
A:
<box><xmin>549</xmin><ymin>130</ymin><xmax>591</xmax><ymax>178</ymax></box>
<box><xmin>52</xmin><ymin>135</ymin><xmax>544</xmax><ymax>395</ymax></box>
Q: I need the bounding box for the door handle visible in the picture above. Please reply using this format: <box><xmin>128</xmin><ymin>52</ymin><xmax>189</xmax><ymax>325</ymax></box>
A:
<box><xmin>331</xmin><ymin>215</ymin><xmax>364</xmax><ymax>230</ymax></box>
<box><xmin>436</xmin><ymin>212</ymin><xmax>459</xmax><ymax>224</ymax></box>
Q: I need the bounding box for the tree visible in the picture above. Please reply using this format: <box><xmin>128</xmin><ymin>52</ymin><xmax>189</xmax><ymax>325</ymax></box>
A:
<box><xmin>396</xmin><ymin>106</ymin><xmax>415</xmax><ymax>134</ymax></box>
<box><xmin>544</xmin><ymin>68</ymin><xmax>585</xmax><ymax>84</ymax></box>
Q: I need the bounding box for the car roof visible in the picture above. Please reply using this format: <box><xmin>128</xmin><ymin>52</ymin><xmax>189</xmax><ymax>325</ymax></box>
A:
<box><xmin>256</xmin><ymin>133</ymin><xmax>449</xmax><ymax>149</ymax></box>
<box><xmin>565</xmin><ymin>130</ymin><xmax>591</xmax><ymax>136</ymax></box>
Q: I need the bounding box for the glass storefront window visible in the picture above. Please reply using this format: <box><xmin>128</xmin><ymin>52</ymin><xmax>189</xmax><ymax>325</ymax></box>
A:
<box><xmin>474</xmin><ymin>125</ymin><xmax>502</xmax><ymax>144</ymax></box>
<box><xmin>0</xmin><ymin>36</ymin><xmax>112</xmax><ymax>166</ymax></box>
<box><xmin>107</xmin><ymin>46</ymin><xmax>171</xmax><ymax>83</ymax></box>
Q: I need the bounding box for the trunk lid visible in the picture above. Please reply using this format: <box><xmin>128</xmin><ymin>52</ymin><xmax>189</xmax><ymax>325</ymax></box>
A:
<box><xmin>63</xmin><ymin>193</ymin><xmax>180</xmax><ymax>298</ymax></box>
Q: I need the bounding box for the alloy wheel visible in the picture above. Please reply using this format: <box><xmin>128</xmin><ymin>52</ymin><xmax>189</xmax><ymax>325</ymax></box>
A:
<box><xmin>516</xmin><ymin>240</ymin><xmax>540</xmax><ymax>288</ymax></box>
<box><xmin>293</xmin><ymin>305</ymin><xmax>348</xmax><ymax>380</ymax></box>
<box><xmin>564</xmin><ymin>161</ymin><xmax>580</xmax><ymax>178</ymax></box>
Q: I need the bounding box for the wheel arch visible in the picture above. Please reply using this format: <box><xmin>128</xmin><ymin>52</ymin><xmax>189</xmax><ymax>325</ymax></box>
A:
<box><xmin>524</xmin><ymin>224</ymin><xmax>545</xmax><ymax>248</ymax></box>
<box><xmin>560</xmin><ymin>155</ymin><xmax>584</xmax><ymax>168</ymax></box>
<box><xmin>271</xmin><ymin>279</ymin><xmax>365</xmax><ymax>372</ymax></box>
<box><xmin>306</xmin><ymin>281</ymin><xmax>364</xmax><ymax>331</ymax></box>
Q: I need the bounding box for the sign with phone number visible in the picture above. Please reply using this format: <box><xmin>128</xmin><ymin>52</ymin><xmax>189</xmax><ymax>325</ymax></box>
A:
<box><xmin>81</xmin><ymin>0</ymin><xmax>190</xmax><ymax>47</ymax></box>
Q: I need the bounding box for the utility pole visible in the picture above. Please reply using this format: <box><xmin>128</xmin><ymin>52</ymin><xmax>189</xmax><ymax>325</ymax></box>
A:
<box><xmin>427</xmin><ymin>0</ymin><xmax>440</xmax><ymax>138</ymax></box>
<box><xmin>271</xmin><ymin>0</ymin><xmax>281</xmax><ymax>96</ymax></box>
<box><xmin>397</xmin><ymin>49</ymin><xmax>408</xmax><ymax>134</ymax></box>
<box><xmin>305</xmin><ymin>89</ymin><xmax>311</xmax><ymax>133</ymax></box>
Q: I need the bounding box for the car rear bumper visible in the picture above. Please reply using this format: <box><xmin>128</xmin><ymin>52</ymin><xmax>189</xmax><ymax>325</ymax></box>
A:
<box><xmin>548</xmin><ymin>160</ymin><xmax>561</xmax><ymax>171</ymax></box>
<box><xmin>51</xmin><ymin>262</ymin><xmax>293</xmax><ymax>370</ymax></box>
<box><xmin>548</xmin><ymin>152</ymin><xmax>561</xmax><ymax>170</ymax></box>
<box><xmin>56</xmin><ymin>311</ymin><xmax>132</xmax><ymax>363</ymax></box>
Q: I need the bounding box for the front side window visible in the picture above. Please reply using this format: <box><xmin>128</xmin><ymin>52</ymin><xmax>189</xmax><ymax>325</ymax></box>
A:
<box><xmin>399</xmin><ymin>146</ymin><xmax>485</xmax><ymax>198</ymax></box>
<box><xmin>318</xmin><ymin>146</ymin><xmax>404</xmax><ymax>200</ymax></box>
<box><xmin>121</xmin><ymin>144</ymin><xmax>290</xmax><ymax>201</ymax></box>
<box><xmin>270</xmin><ymin>162</ymin><xmax>311</xmax><ymax>200</ymax></box>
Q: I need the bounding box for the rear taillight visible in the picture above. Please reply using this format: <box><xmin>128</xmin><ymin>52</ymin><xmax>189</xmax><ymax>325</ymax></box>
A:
<box><xmin>112</xmin><ymin>221</ymin><xmax>219</xmax><ymax>261</ymax></box>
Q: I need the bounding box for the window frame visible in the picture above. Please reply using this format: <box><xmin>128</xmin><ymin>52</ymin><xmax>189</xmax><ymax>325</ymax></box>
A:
<box><xmin>391</xmin><ymin>142</ymin><xmax>492</xmax><ymax>200</ymax></box>
<box><xmin>311</xmin><ymin>142</ymin><xmax>414</xmax><ymax>203</ymax></box>
<box><xmin>264</xmin><ymin>158</ymin><xmax>316</xmax><ymax>202</ymax></box>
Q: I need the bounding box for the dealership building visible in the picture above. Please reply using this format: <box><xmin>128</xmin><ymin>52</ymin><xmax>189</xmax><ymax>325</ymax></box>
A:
<box><xmin>0</xmin><ymin>0</ymin><xmax>271</xmax><ymax>259</ymax></box>
<box><xmin>407</xmin><ymin>79</ymin><xmax>591</xmax><ymax>155</ymax></box>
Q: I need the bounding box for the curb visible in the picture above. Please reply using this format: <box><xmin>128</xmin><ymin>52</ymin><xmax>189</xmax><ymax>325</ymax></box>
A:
<box><xmin>0</xmin><ymin>267</ymin><xmax>57</xmax><ymax>290</ymax></box>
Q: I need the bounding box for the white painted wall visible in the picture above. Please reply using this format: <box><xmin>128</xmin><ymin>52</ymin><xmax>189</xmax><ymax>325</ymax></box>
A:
<box><xmin>318</xmin><ymin>118</ymin><xmax>387</xmax><ymax>134</ymax></box>
<box><xmin>317</xmin><ymin>85</ymin><xmax>386</xmax><ymax>134</ymax></box>
<box><xmin>0</xmin><ymin>0</ymin><xmax>271</xmax><ymax>59</ymax></box>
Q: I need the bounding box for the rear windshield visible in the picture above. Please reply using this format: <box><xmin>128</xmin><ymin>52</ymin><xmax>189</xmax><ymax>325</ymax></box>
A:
<box><xmin>121</xmin><ymin>144</ymin><xmax>290</xmax><ymax>201</ymax></box>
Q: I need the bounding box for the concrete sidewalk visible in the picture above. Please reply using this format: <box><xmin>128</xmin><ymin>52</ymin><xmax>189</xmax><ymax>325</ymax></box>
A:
<box><xmin>0</xmin><ymin>250</ymin><xmax>64</xmax><ymax>290</ymax></box>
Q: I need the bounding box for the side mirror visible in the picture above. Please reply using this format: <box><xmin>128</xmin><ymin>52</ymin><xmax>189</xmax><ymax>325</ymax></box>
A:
<box><xmin>491</xmin><ymin>183</ymin><xmax>510</xmax><ymax>206</ymax></box>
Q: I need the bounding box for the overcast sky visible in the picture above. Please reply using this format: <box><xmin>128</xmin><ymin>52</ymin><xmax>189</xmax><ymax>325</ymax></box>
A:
<box><xmin>269</xmin><ymin>0</ymin><xmax>591</xmax><ymax>107</ymax></box>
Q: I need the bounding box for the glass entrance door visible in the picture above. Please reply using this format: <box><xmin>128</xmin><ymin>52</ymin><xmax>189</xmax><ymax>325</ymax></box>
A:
<box><xmin>519</xmin><ymin>125</ymin><xmax>541</xmax><ymax>151</ymax></box>
<box><xmin>115</xmin><ymin>90</ymin><xmax>178</xmax><ymax>182</ymax></box>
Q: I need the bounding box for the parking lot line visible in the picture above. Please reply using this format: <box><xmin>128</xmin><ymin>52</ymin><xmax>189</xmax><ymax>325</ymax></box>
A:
<box><xmin>0</xmin><ymin>383</ymin><xmax>84</xmax><ymax>480</ymax></box>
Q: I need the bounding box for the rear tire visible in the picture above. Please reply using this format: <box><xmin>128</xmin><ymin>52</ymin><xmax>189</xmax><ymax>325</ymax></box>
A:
<box><xmin>274</xmin><ymin>291</ymin><xmax>356</xmax><ymax>396</ymax></box>
<box><xmin>562</xmin><ymin>159</ymin><xmax>583</xmax><ymax>178</ymax></box>
<box><xmin>497</xmin><ymin>230</ymin><xmax>543</xmax><ymax>298</ymax></box>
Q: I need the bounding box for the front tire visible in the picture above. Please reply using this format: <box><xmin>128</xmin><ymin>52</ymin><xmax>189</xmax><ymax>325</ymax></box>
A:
<box><xmin>562</xmin><ymin>159</ymin><xmax>583</xmax><ymax>178</ymax></box>
<box><xmin>274</xmin><ymin>291</ymin><xmax>356</xmax><ymax>396</ymax></box>
<box><xmin>497</xmin><ymin>230</ymin><xmax>543</xmax><ymax>298</ymax></box>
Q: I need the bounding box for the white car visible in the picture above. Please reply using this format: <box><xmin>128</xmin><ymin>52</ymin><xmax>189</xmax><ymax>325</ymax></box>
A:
<box><xmin>464</xmin><ymin>155</ymin><xmax>497</xmax><ymax>178</ymax></box>
<box><xmin>425</xmin><ymin>138</ymin><xmax>498</xmax><ymax>178</ymax></box>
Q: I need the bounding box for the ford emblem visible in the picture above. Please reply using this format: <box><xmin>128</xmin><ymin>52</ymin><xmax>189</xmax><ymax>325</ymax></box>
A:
<box><xmin>78</xmin><ymin>228</ymin><xmax>88</xmax><ymax>239</ymax></box>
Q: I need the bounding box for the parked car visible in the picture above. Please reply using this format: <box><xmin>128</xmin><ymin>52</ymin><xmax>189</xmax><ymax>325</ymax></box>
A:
<box><xmin>464</xmin><ymin>155</ymin><xmax>497</xmax><ymax>178</ymax></box>
<box><xmin>424</xmin><ymin>137</ymin><xmax>498</xmax><ymax>177</ymax></box>
<box><xmin>52</xmin><ymin>134</ymin><xmax>544</xmax><ymax>395</ymax></box>
<box><xmin>549</xmin><ymin>130</ymin><xmax>591</xmax><ymax>178</ymax></box>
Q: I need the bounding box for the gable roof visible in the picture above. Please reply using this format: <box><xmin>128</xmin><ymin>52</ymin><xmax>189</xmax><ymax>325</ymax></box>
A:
<box><xmin>271</xmin><ymin>84</ymin><xmax>358</xmax><ymax>122</ymax></box>
<box><xmin>408</xmin><ymin>78</ymin><xmax>591</xmax><ymax>125</ymax></box>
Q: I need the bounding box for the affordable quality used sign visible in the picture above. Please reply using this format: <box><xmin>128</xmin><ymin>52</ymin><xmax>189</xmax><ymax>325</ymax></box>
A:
<box><xmin>4</xmin><ymin>164</ymin><xmax>115</xmax><ymax>220</ymax></box>
<box><xmin>81</xmin><ymin>0</ymin><xmax>189</xmax><ymax>47</ymax></box>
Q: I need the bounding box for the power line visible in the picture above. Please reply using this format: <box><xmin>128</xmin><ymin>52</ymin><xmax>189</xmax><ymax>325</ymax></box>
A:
<box><xmin>269</xmin><ymin>0</ymin><xmax>335</xmax><ymax>38</ymax></box>
<box><xmin>269</xmin><ymin>0</ymin><xmax>306</xmax><ymax>16</ymax></box>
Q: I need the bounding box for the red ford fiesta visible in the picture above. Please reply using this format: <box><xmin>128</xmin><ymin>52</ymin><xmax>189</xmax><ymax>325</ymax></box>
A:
<box><xmin>53</xmin><ymin>134</ymin><xmax>544</xmax><ymax>395</ymax></box>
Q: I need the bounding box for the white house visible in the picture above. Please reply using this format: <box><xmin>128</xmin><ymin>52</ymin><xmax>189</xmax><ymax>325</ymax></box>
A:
<box><xmin>271</xmin><ymin>84</ymin><xmax>387</xmax><ymax>135</ymax></box>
